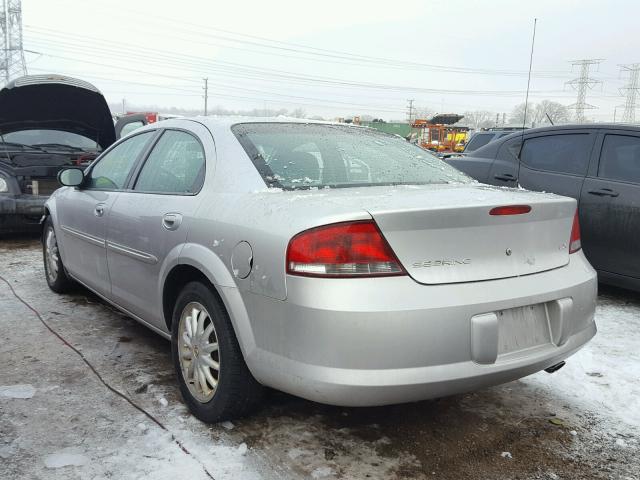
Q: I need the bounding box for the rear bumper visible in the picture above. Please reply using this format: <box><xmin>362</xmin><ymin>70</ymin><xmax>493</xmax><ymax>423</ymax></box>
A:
<box><xmin>243</xmin><ymin>252</ymin><xmax>597</xmax><ymax>406</ymax></box>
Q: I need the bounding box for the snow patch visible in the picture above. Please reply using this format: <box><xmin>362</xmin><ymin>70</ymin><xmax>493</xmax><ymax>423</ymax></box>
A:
<box><xmin>501</xmin><ymin>451</ymin><xmax>512</xmax><ymax>459</ymax></box>
<box><xmin>220</xmin><ymin>421</ymin><xmax>235</xmax><ymax>430</ymax></box>
<box><xmin>237</xmin><ymin>442</ymin><xmax>248</xmax><ymax>455</ymax></box>
<box><xmin>311</xmin><ymin>466</ymin><xmax>335</xmax><ymax>478</ymax></box>
<box><xmin>43</xmin><ymin>448</ymin><xmax>89</xmax><ymax>469</ymax></box>
<box><xmin>0</xmin><ymin>384</ymin><xmax>36</xmax><ymax>399</ymax></box>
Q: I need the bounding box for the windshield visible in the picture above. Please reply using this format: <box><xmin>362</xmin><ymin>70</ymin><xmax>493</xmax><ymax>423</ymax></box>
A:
<box><xmin>1</xmin><ymin>129</ymin><xmax>100</xmax><ymax>151</ymax></box>
<box><xmin>232</xmin><ymin>123</ymin><xmax>471</xmax><ymax>190</ymax></box>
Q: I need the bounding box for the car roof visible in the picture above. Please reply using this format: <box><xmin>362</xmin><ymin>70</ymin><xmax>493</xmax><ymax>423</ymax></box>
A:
<box><xmin>469</xmin><ymin>123</ymin><xmax>640</xmax><ymax>158</ymax></box>
<box><xmin>133</xmin><ymin>115</ymin><xmax>372</xmax><ymax>140</ymax></box>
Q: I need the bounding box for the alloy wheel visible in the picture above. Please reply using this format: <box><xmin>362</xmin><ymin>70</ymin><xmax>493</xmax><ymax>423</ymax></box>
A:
<box><xmin>178</xmin><ymin>302</ymin><xmax>220</xmax><ymax>403</ymax></box>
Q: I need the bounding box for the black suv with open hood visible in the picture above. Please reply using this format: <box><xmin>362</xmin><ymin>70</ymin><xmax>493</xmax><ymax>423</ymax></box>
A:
<box><xmin>0</xmin><ymin>74</ymin><xmax>141</xmax><ymax>233</ymax></box>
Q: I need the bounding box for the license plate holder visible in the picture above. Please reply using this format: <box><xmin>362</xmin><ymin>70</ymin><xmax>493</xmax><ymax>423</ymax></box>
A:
<box><xmin>497</xmin><ymin>304</ymin><xmax>550</xmax><ymax>355</ymax></box>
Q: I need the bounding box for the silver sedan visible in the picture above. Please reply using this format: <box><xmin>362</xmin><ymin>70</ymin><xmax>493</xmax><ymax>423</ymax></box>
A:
<box><xmin>43</xmin><ymin>118</ymin><xmax>597</xmax><ymax>422</ymax></box>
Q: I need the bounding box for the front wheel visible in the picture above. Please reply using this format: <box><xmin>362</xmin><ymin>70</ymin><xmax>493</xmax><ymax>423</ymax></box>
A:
<box><xmin>171</xmin><ymin>281</ymin><xmax>263</xmax><ymax>422</ymax></box>
<box><xmin>42</xmin><ymin>217</ymin><xmax>73</xmax><ymax>293</ymax></box>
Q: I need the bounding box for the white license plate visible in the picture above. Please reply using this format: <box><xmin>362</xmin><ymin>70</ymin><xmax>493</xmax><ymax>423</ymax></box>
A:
<box><xmin>497</xmin><ymin>304</ymin><xmax>550</xmax><ymax>355</ymax></box>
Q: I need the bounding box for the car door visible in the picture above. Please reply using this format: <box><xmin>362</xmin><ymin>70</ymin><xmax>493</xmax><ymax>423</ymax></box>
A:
<box><xmin>56</xmin><ymin>131</ymin><xmax>157</xmax><ymax>297</ymax></box>
<box><xmin>488</xmin><ymin>131</ymin><xmax>594</xmax><ymax>200</ymax></box>
<box><xmin>105</xmin><ymin>124</ymin><xmax>210</xmax><ymax>329</ymax></box>
<box><xmin>579</xmin><ymin>130</ymin><xmax>640</xmax><ymax>278</ymax></box>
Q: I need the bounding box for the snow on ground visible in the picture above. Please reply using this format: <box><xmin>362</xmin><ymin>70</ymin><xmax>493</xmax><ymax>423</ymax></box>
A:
<box><xmin>525</xmin><ymin>287</ymin><xmax>640</xmax><ymax>434</ymax></box>
<box><xmin>0</xmin><ymin>384</ymin><xmax>36</xmax><ymax>399</ymax></box>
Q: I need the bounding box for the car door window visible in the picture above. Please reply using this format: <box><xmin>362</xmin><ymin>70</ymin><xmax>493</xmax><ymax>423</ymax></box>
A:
<box><xmin>598</xmin><ymin>134</ymin><xmax>640</xmax><ymax>183</ymax></box>
<box><xmin>87</xmin><ymin>131</ymin><xmax>155</xmax><ymax>190</ymax></box>
<box><xmin>134</xmin><ymin>130</ymin><xmax>205</xmax><ymax>194</ymax></box>
<box><xmin>465</xmin><ymin>133</ymin><xmax>495</xmax><ymax>152</ymax></box>
<box><xmin>520</xmin><ymin>134</ymin><xmax>591</xmax><ymax>175</ymax></box>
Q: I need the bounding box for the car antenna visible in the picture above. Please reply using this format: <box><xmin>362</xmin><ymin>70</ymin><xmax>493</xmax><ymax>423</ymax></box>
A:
<box><xmin>545</xmin><ymin>112</ymin><xmax>554</xmax><ymax>125</ymax></box>
<box><xmin>517</xmin><ymin>18</ymin><xmax>537</xmax><ymax>187</ymax></box>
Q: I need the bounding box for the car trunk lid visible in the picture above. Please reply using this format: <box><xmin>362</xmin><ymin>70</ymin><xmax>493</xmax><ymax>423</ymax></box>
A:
<box><xmin>363</xmin><ymin>186</ymin><xmax>576</xmax><ymax>284</ymax></box>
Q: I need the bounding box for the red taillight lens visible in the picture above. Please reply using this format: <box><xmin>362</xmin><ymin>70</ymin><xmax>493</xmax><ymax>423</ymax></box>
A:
<box><xmin>569</xmin><ymin>210</ymin><xmax>581</xmax><ymax>254</ymax></box>
<box><xmin>489</xmin><ymin>205</ymin><xmax>532</xmax><ymax>216</ymax></box>
<box><xmin>286</xmin><ymin>220</ymin><xmax>405</xmax><ymax>277</ymax></box>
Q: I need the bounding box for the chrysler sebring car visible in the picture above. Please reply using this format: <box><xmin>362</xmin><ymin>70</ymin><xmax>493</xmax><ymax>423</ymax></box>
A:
<box><xmin>42</xmin><ymin>118</ymin><xmax>597</xmax><ymax>422</ymax></box>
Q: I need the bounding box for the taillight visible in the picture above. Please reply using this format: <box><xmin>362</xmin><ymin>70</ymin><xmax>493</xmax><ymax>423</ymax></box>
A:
<box><xmin>286</xmin><ymin>220</ymin><xmax>405</xmax><ymax>277</ymax></box>
<box><xmin>569</xmin><ymin>210</ymin><xmax>581</xmax><ymax>254</ymax></box>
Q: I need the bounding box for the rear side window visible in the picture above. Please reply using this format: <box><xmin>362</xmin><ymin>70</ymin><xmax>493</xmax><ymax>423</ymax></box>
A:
<box><xmin>232</xmin><ymin>123</ymin><xmax>470</xmax><ymax>190</ymax></box>
<box><xmin>87</xmin><ymin>131</ymin><xmax>154</xmax><ymax>190</ymax></box>
<box><xmin>598</xmin><ymin>134</ymin><xmax>640</xmax><ymax>183</ymax></box>
<box><xmin>520</xmin><ymin>134</ymin><xmax>591</xmax><ymax>175</ymax></box>
<box><xmin>465</xmin><ymin>133</ymin><xmax>496</xmax><ymax>152</ymax></box>
<box><xmin>134</xmin><ymin>130</ymin><xmax>205</xmax><ymax>194</ymax></box>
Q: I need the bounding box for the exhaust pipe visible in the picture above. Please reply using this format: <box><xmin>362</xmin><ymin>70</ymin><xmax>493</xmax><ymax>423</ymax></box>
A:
<box><xmin>544</xmin><ymin>361</ymin><xmax>566</xmax><ymax>374</ymax></box>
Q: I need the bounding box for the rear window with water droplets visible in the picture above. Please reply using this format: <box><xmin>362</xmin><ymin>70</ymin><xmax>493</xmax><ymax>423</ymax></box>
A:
<box><xmin>232</xmin><ymin>123</ymin><xmax>471</xmax><ymax>190</ymax></box>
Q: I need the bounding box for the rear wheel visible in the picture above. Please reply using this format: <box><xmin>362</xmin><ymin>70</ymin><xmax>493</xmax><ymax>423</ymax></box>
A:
<box><xmin>171</xmin><ymin>281</ymin><xmax>263</xmax><ymax>422</ymax></box>
<box><xmin>42</xmin><ymin>217</ymin><xmax>73</xmax><ymax>293</ymax></box>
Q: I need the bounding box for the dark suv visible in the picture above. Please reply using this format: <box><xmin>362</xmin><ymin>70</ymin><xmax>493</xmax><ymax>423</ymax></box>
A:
<box><xmin>446</xmin><ymin>124</ymin><xmax>640</xmax><ymax>292</ymax></box>
<box><xmin>0</xmin><ymin>75</ymin><xmax>140</xmax><ymax>233</ymax></box>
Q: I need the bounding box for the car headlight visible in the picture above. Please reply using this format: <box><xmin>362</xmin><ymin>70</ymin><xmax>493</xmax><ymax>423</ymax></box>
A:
<box><xmin>0</xmin><ymin>177</ymin><xmax>8</xmax><ymax>193</ymax></box>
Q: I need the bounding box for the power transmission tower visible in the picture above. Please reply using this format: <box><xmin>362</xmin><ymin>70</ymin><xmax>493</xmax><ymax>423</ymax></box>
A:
<box><xmin>619</xmin><ymin>63</ymin><xmax>640</xmax><ymax>124</ymax></box>
<box><xmin>566</xmin><ymin>59</ymin><xmax>603</xmax><ymax>123</ymax></box>
<box><xmin>203</xmin><ymin>77</ymin><xmax>208</xmax><ymax>116</ymax></box>
<box><xmin>0</xmin><ymin>0</ymin><xmax>27</xmax><ymax>85</ymax></box>
<box><xmin>406</xmin><ymin>99</ymin><xmax>415</xmax><ymax>123</ymax></box>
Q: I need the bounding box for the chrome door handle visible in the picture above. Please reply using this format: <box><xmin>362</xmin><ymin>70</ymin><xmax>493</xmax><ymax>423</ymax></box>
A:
<box><xmin>94</xmin><ymin>204</ymin><xmax>105</xmax><ymax>217</ymax></box>
<box><xmin>162</xmin><ymin>213</ymin><xmax>183</xmax><ymax>231</ymax></box>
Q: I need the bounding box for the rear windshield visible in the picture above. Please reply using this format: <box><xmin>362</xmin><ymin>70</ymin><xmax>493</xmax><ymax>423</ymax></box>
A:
<box><xmin>232</xmin><ymin>123</ymin><xmax>470</xmax><ymax>190</ymax></box>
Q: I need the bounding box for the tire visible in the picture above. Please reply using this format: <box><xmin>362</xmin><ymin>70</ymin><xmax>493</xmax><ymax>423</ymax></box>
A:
<box><xmin>171</xmin><ymin>281</ymin><xmax>263</xmax><ymax>422</ymax></box>
<box><xmin>42</xmin><ymin>216</ymin><xmax>74</xmax><ymax>294</ymax></box>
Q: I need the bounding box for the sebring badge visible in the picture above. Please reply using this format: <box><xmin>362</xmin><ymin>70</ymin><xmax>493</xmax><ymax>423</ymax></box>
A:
<box><xmin>412</xmin><ymin>258</ymin><xmax>471</xmax><ymax>268</ymax></box>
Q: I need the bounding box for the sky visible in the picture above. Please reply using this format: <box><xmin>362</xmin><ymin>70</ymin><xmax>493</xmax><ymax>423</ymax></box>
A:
<box><xmin>19</xmin><ymin>0</ymin><xmax>640</xmax><ymax>121</ymax></box>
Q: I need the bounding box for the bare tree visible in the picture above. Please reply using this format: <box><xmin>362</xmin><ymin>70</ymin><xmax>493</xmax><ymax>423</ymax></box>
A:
<box><xmin>462</xmin><ymin>110</ymin><xmax>496</xmax><ymax>129</ymax></box>
<box><xmin>509</xmin><ymin>101</ymin><xmax>570</xmax><ymax>127</ymax></box>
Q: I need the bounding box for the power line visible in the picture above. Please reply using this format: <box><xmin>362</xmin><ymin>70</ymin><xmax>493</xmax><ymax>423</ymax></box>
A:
<box><xmin>619</xmin><ymin>63</ymin><xmax>640</xmax><ymax>123</ymax></box>
<box><xmin>0</xmin><ymin>0</ymin><xmax>27</xmax><ymax>84</ymax></box>
<box><xmin>566</xmin><ymin>59</ymin><xmax>604</xmax><ymax>123</ymax></box>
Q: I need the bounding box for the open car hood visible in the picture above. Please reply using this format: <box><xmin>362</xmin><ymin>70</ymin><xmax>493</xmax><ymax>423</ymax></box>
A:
<box><xmin>0</xmin><ymin>74</ymin><xmax>115</xmax><ymax>149</ymax></box>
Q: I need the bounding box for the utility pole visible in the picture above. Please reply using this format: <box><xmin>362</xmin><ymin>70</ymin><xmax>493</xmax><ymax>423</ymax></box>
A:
<box><xmin>0</xmin><ymin>0</ymin><xmax>27</xmax><ymax>85</ymax></box>
<box><xmin>502</xmin><ymin>112</ymin><xmax>506</xmax><ymax>126</ymax></box>
<box><xmin>203</xmin><ymin>77</ymin><xmax>209</xmax><ymax>116</ymax></box>
<box><xmin>122</xmin><ymin>98</ymin><xmax>126</xmax><ymax>115</ymax></box>
<box><xmin>619</xmin><ymin>63</ymin><xmax>640</xmax><ymax>124</ymax></box>
<box><xmin>566</xmin><ymin>59</ymin><xmax>603</xmax><ymax>123</ymax></box>
<box><xmin>406</xmin><ymin>99</ymin><xmax>415</xmax><ymax>123</ymax></box>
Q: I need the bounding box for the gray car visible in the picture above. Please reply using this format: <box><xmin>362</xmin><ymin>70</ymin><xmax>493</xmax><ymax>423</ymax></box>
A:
<box><xmin>43</xmin><ymin>118</ymin><xmax>597</xmax><ymax>422</ymax></box>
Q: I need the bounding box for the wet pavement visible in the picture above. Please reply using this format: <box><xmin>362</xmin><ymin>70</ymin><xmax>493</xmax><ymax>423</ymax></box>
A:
<box><xmin>0</xmin><ymin>238</ymin><xmax>638</xmax><ymax>479</ymax></box>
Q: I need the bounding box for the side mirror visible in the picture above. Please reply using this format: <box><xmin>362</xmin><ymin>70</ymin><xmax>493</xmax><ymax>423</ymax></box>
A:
<box><xmin>58</xmin><ymin>168</ymin><xmax>84</xmax><ymax>187</ymax></box>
